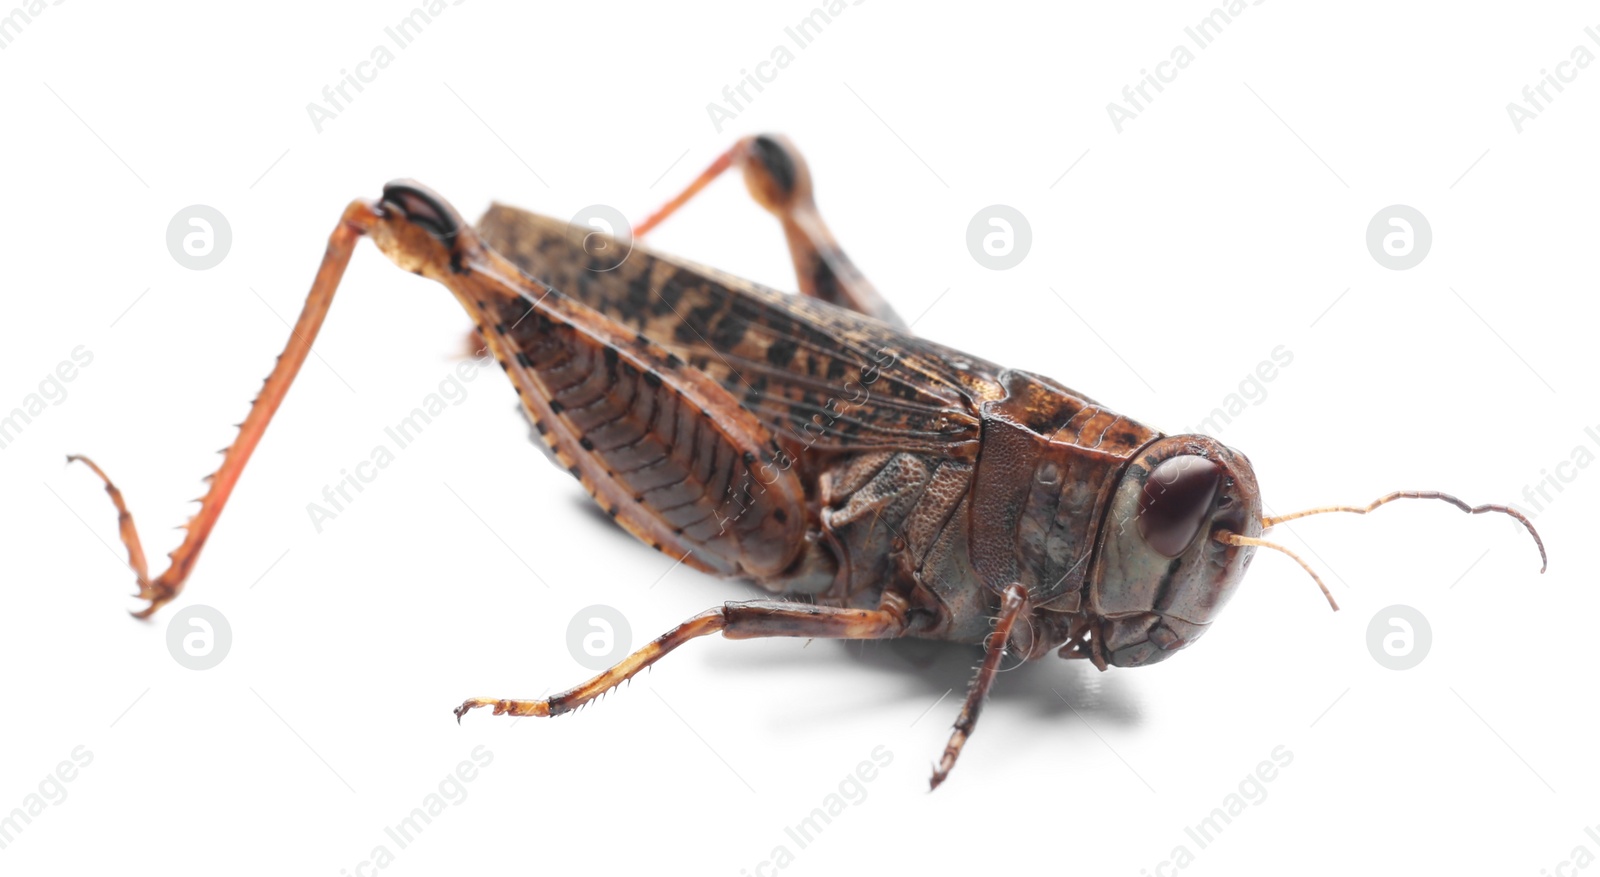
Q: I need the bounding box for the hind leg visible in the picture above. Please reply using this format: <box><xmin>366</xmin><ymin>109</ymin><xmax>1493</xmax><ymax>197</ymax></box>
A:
<box><xmin>69</xmin><ymin>200</ymin><xmax>377</xmax><ymax>617</ymax></box>
<box><xmin>636</xmin><ymin>134</ymin><xmax>907</xmax><ymax>329</ymax></box>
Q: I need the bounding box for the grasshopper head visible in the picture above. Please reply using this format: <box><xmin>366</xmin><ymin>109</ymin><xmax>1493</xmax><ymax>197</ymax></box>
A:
<box><xmin>1087</xmin><ymin>435</ymin><xmax>1262</xmax><ymax>667</ymax></box>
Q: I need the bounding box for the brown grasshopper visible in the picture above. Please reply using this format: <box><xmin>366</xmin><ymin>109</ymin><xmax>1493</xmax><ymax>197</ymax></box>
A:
<box><xmin>71</xmin><ymin>134</ymin><xmax>1546</xmax><ymax>788</ymax></box>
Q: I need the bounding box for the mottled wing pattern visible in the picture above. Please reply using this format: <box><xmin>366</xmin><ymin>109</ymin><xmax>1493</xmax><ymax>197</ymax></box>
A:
<box><xmin>475</xmin><ymin>204</ymin><xmax>1007</xmax><ymax>460</ymax></box>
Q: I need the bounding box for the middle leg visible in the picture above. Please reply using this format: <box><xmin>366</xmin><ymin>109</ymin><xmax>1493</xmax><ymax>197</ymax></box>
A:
<box><xmin>455</xmin><ymin>593</ymin><xmax>911</xmax><ymax>720</ymax></box>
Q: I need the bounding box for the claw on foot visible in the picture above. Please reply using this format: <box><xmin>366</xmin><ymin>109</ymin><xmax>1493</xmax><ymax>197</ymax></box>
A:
<box><xmin>453</xmin><ymin>698</ymin><xmax>549</xmax><ymax>723</ymax></box>
<box><xmin>130</xmin><ymin>583</ymin><xmax>178</xmax><ymax>620</ymax></box>
<box><xmin>66</xmin><ymin>454</ymin><xmax>182</xmax><ymax>619</ymax></box>
<box><xmin>454</xmin><ymin>698</ymin><xmax>493</xmax><ymax>723</ymax></box>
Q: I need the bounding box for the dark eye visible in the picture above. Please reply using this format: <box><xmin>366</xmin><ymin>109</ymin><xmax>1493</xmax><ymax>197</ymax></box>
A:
<box><xmin>1137</xmin><ymin>456</ymin><xmax>1221</xmax><ymax>557</ymax></box>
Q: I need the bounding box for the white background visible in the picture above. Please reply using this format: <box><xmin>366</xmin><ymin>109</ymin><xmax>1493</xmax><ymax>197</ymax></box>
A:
<box><xmin>2</xmin><ymin>2</ymin><xmax>1596</xmax><ymax>874</ymax></box>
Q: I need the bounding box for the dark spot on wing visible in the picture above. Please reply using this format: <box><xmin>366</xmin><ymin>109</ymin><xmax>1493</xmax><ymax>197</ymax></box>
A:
<box><xmin>766</xmin><ymin>338</ymin><xmax>798</xmax><ymax>367</ymax></box>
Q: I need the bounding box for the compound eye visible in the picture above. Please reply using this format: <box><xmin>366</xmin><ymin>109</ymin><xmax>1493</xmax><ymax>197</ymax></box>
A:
<box><xmin>1137</xmin><ymin>456</ymin><xmax>1221</xmax><ymax>557</ymax></box>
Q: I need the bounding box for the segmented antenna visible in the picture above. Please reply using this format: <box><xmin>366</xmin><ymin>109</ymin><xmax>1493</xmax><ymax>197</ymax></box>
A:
<box><xmin>1213</xmin><ymin>530</ymin><xmax>1339</xmax><ymax>611</ymax></box>
<box><xmin>1262</xmin><ymin>490</ymin><xmax>1546</xmax><ymax>573</ymax></box>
